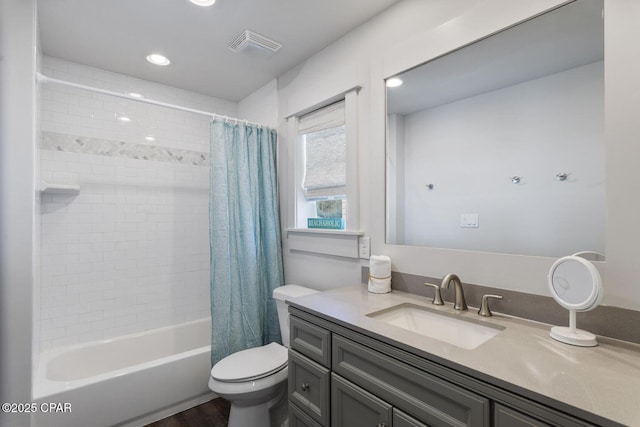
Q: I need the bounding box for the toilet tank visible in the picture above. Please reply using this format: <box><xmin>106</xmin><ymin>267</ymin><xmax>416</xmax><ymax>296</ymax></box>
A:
<box><xmin>272</xmin><ymin>285</ymin><xmax>318</xmax><ymax>347</ymax></box>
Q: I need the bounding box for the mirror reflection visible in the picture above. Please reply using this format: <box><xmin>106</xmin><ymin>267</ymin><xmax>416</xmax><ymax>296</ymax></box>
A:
<box><xmin>386</xmin><ymin>0</ymin><xmax>605</xmax><ymax>258</ymax></box>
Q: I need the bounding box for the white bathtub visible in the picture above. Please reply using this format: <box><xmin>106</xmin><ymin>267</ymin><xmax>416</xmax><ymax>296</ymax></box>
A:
<box><xmin>32</xmin><ymin>318</ymin><xmax>215</xmax><ymax>427</ymax></box>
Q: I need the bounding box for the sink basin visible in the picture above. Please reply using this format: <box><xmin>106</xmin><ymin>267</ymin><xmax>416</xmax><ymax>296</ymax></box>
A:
<box><xmin>367</xmin><ymin>303</ymin><xmax>504</xmax><ymax>350</ymax></box>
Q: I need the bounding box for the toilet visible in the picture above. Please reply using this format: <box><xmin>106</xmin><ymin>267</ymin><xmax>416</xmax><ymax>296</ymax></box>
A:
<box><xmin>208</xmin><ymin>284</ymin><xmax>318</xmax><ymax>427</ymax></box>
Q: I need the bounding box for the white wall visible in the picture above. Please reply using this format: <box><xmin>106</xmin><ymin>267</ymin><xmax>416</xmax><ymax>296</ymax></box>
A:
<box><xmin>367</xmin><ymin>0</ymin><xmax>640</xmax><ymax>310</ymax></box>
<box><xmin>604</xmin><ymin>0</ymin><xmax>640</xmax><ymax>310</ymax></box>
<box><xmin>0</xmin><ymin>0</ymin><xmax>36</xmax><ymax>424</ymax></box>
<box><xmin>33</xmin><ymin>17</ymin><xmax>43</xmax><ymax>366</ymax></box>
<box><xmin>37</xmin><ymin>57</ymin><xmax>237</xmax><ymax>351</ymax></box>
<box><xmin>399</xmin><ymin>62</ymin><xmax>604</xmax><ymax>257</ymax></box>
<box><xmin>238</xmin><ymin>79</ymin><xmax>278</xmax><ymax>128</ymax></box>
<box><xmin>278</xmin><ymin>0</ymin><xmax>479</xmax><ymax>290</ymax></box>
<box><xmin>275</xmin><ymin>0</ymin><xmax>640</xmax><ymax>310</ymax></box>
<box><xmin>386</xmin><ymin>113</ymin><xmax>405</xmax><ymax>245</ymax></box>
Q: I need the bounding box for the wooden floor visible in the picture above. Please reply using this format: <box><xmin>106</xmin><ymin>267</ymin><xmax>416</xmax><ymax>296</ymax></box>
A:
<box><xmin>145</xmin><ymin>398</ymin><xmax>231</xmax><ymax>427</ymax></box>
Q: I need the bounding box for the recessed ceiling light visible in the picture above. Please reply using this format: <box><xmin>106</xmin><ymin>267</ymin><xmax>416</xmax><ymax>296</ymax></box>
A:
<box><xmin>386</xmin><ymin>78</ymin><xmax>403</xmax><ymax>88</ymax></box>
<box><xmin>146</xmin><ymin>53</ymin><xmax>170</xmax><ymax>66</ymax></box>
<box><xmin>128</xmin><ymin>92</ymin><xmax>143</xmax><ymax>98</ymax></box>
<box><xmin>189</xmin><ymin>0</ymin><xmax>216</xmax><ymax>6</ymax></box>
<box><xmin>145</xmin><ymin>136</ymin><xmax>156</xmax><ymax>142</ymax></box>
<box><xmin>117</xmin><ymin>115</ymin><xmax>131</xmax><ymax>123</ymax></box>
<box><xmin>189</xmin><ymin>0</ymin><xmax>216</xmax><ymax>5</ymax></box>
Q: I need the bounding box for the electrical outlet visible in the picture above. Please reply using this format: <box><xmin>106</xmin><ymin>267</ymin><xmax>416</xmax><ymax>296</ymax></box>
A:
<box><xmin>359</xmin><ymin>236</ymin><xmax>370</xmax><ymax>259</ymax></box>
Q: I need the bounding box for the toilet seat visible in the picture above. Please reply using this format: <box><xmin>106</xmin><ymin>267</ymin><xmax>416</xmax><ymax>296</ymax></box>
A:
<box><xmin>211</xmin><ymin>342</ymin><xmax>288</xmax><ymax>383</ymax></box>
<box><xmin>208</xmin><ymin>365</ymin><xmax>288</xmax><ymax>397</ymax></box>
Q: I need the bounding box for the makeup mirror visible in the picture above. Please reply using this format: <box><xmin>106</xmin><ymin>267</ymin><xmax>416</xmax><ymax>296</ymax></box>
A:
<box><xmin>548</xmin><ymin>253</ymin><xmax>603</xmax><ymax>346</ymax></box>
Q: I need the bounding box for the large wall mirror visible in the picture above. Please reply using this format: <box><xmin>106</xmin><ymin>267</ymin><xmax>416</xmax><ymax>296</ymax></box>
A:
<box><xmin>385</xmin><ymin>0</ymin><xmax>604</xmax><ymax>258</ymax></box>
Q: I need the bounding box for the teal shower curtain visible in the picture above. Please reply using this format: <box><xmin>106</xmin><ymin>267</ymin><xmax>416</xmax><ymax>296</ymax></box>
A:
<box><xmin>209</xmin><ymin>118</ymin><xmax>284</xmax><ymax>366</ymax></box>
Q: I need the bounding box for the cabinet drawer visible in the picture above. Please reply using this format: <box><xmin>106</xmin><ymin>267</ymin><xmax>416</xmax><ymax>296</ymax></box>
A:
<box><xmin>289</xmin><ymin>401</ymin><xmax>322</xmax><ymax>427</ymax></box>
<box><xmin>333</xmin><ymin>334</ymin><xmax>489</xmax><ymax>427</ymax></box>
<box><xmin>288</xmin><ymin>350</ymin><xmax>330</xmax><ymax>426</ymax></box>
<box><xmin>290</xmin><ymin>316</ymin><xmax>331</xmax><ymax>367</ymax></box>
<box><xmin>493</xmin><ymin>404</ymin><xmax>552</xmax><ymax>427</ymax></box>
<box><xmin>394</xmin><ymin>408</ymin><xmax>429</xmax><ymax>427</ymax></box>
<box><xmin>332</xmin><ymin>373</ymin><xmax>392</xmax><ymax>427</ymax></box>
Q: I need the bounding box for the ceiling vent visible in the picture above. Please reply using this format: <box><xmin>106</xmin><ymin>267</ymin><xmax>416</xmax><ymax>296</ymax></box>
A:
<box><xmin>228</xmin><ymin>30</ymin><xmax>282</xmax><ymax>54</ymax></box>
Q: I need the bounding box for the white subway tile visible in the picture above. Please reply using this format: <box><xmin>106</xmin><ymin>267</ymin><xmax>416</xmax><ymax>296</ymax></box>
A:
<box><xmin>39</xmin><ymin>56</ymin><xmax>217</xmax><ymax>351</ymax></box>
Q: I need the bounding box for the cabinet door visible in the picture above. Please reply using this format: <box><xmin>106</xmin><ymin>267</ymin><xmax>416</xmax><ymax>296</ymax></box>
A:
<box><xmin>288</xmin><ymin>350</ymin><xmax>330</xmax><ymax>426</ymax></box>
<box><xmin>332</xmin><ymin>373</ymin><xmax>393</xmax><ymax>427</ymax></box>
<box><xmin>290</xmin><ymin>316</ymin><xmax>331</xmax><ymax>367</ymax></box>
<box><xmin>333</xmin><ymin>334</ymin><xmax>489</xmax><ymax>427</ymax></box>
<box><xmin>290</xmin><ymin>401</ymin><xmax>322</xmax><ymax>427</ymax></box>
<box><xmin>494</xmin><ymin>404</ymin><xmax>552</xmax><ymax>427</ymax></box>
<box><xmin>394</xmin><ymin>408</ymin><xmax>430</xmax><ymax>427</ymax></box>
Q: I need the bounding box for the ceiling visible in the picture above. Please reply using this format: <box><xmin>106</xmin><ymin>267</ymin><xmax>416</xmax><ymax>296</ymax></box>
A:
<box><xmin>387</xmin><ymin>0</ymin><xmax>604</xmax><ymax>115</ymax></box>
<box><xmin>38</xmin><ymin>0</ymin><xmax>400</xmax><ymax>102</ymax></box>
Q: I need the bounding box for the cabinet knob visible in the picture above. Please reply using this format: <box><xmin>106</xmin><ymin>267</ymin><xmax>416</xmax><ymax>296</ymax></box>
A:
<box><xmin>376</xmin><ymin>423</ymin><xmax>387</xmax><ymax>427</ymax></box>
<box><xmin>301</xmin><ymin>382</ymin><xmax>310</xmax><ymax>391</ymax></box>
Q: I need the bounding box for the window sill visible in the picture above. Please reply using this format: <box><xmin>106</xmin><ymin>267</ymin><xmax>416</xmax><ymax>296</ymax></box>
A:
<box><xmin>286</xmin><ymin>228</ymin><xmax>364</xmax><ymax>258</ymax></box>
<box><xmin>287</xmin><ymin>228</ymin><xmax>364</xmax><ymax>236</ymax></box>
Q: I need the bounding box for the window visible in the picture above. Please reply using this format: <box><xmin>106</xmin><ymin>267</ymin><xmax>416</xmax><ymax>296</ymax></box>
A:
<box><xmin>298</xmin><ymin>100</ymin><xmax>347</xmax><ymax>228</ymax></box>
<box><xmin>288</xmin><ymin>88</ymin><xmax>359</xmax><ymax>232</ymax></box>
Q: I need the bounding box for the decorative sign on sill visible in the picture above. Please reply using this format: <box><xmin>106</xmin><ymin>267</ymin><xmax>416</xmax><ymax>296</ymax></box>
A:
<box><xmin>307</xmin><ymin>218</ymin><xmax>344</xmax><ymax>230</ymax></box>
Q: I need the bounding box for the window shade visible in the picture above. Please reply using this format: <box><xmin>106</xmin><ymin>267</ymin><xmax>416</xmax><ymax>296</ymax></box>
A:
<box><xmin>299</xmin><ymin>101</ymin><xmax>346</xmax><ymax>200</ymax></box>
<box><xmin>298</xmin><ymin>100</ymin><xmax>345</xmax><ymax>134</ymax></box>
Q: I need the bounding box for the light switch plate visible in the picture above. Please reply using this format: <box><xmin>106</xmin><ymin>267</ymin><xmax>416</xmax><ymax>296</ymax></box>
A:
<box><xmin>461</xmin><ymin>213</ymin><xmax>479</xmax><ymax>228</ymax></box>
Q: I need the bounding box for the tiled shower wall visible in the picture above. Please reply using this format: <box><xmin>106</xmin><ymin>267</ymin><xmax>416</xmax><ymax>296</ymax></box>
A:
<box><xmin>38</xmin><ymin>56</ymin><xmax>237</xmax><ymax>351</ymax></box>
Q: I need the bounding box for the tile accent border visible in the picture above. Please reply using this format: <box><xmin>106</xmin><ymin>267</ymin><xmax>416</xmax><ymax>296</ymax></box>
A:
<box><xmin>41</xmin><ymin>131</ymin><xmax>209</xmax><ymax>166</ymax></box>
<box><xmin>362</xmin><ymin>267</ymin><xmax>640</xmax><ymax>345</ymax></box>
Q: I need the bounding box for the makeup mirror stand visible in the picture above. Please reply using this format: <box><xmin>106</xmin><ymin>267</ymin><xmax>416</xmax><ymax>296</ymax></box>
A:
<box><xmin>548</xmin><ymin>253</ymin><xmax>603</xmax><ymax>347</ymax></box>
<box><xmin>550</xmin><ymin>309</ymin><xmax>597</xmax><ymax>347</ymax></box>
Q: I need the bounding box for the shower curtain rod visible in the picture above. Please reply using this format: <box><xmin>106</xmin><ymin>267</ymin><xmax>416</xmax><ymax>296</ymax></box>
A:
<box><xmin>36</xmin><ymin>72</ymin><xmax>266</xmax><ymax>128</ymax></box>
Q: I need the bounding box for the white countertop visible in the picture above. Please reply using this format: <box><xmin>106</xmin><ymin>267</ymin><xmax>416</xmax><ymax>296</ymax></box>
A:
<box><xmin>288</xmin><ymin>285</ymin><xmax>640</xmax><ymax>426</ymax></box>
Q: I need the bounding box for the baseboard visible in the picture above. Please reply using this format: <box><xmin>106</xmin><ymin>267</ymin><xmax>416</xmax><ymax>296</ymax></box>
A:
<box><xmin>118</xmin><ymin>392</ymin><xmax>218</xmax><ymax>427</ymax></box>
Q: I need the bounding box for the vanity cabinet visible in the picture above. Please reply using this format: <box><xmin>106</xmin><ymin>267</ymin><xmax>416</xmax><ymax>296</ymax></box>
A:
<box><xmin>290</xmin><ymin>402</ymin><xmax>323</xmax><ymax>427</ymax></box>
<box><xmin>332</xmin><ymin>334</ymin><xmax>488</xmax><ymax>426</ymax></box>
<box><xmin>288</xmin><ymin>350</ymin><xmax>330</xmax><ymax>426</ymax></box>
<box><xmin>332</xmin><ymin>372</ymin><xmax>428</xmax><ymax>427</ymax></box>
<box><xmin>332</xmin><ymin>373</ymin><xmax>392</xmax><ymax>426</ymax></box>
<box><xmin>288</xmin><ymin>308</ymin><xmax>597</xmax><ymax>427</ymax></box>
<box><xmin>493</xmin><ymin>405</ymin><xmax>552</xmax><ymax>427</ymax></box>
<box><xmin>289</xmin><ymin>316</ymin><xmax>332</xmax><ymax>426</ymax></box>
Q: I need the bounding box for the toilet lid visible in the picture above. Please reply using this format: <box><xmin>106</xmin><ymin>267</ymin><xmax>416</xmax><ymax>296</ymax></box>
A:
<box><xmin>211</xmin><ymin>342</ymin><xmax>288</xmax><ymax>383</ymax></box>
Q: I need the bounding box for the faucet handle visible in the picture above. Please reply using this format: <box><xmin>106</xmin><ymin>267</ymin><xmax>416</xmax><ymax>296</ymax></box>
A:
<box><xmin>478</xmin><ymin>294</ymin><xmax>503</xmax><ymax>317</ymax></box>
<box><xmin>423</xmin><ymin>283</ymin><xmax>444</xmax><ymax>305</ymax></box>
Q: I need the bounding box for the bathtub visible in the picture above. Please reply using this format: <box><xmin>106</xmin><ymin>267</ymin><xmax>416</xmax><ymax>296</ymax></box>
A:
<box><xmin>32</xmin><ymin>318</ymin><xmax>215</xmax><ymax>427</ymax></box>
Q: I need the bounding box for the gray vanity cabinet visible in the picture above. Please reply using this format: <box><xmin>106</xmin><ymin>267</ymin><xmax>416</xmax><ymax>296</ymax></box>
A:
<box><xmin>394</xmin><ymin>410</ymin><xmax>429</xmax><ymax>427</ymax></box>
<box><xmin>331</xmin><ymin>373</ymin><xmax>393</xmax><ymax>427</ymax></box>
<box><xmin>331</xmin><ymin>372</ymin><xmax>429</xmax><ymax>427</ymax></box>
<box><xmin>290</xmin><ymin>402</ymin><xmax>323</xmax><ymax>427</ymax></box>
<box><xmin>289</xmin><ymin>316</ymin><xmax>332</xmax><ymax>426</ymax></box>
<box><xmin>332</xmin><ymin>334</ymin><xmax>488</xmax><ymax>427</ymax></box>
<box><xmin>288</xmin><ymin>350</ymin><xmax>330</xmax><ymax>426</ymax></box>
<box><xmin>291</xmin><ymin>316</ymin><xmax>331</xmax><ymax>367</ymax></box>
<box><xmin>493</xmin><ymin>404</ymin><xmax>551</xmax><ymax>427</ymax></box>
<box><xmin>288</xmin><ymin>308</ymin><xmax>598</xmax><ymax>427</ymax></box>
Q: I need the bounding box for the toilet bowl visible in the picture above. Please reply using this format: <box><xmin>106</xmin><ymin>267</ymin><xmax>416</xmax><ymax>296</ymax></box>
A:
<box><xmin>208</xmin><ymin>285</ymin><xmax>318</xmax><ymax>427</ymax></box>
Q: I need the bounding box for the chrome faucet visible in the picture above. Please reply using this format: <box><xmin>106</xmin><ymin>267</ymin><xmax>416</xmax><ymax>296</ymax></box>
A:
<box><xmin>441</xmin><ymin>274</ymin><xmax>468</xmax><ymax>310</ymax></box>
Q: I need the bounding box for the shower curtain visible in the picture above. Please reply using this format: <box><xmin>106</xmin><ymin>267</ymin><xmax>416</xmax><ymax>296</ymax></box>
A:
<box><xmin>209</xmin><ymin>118</ymin><xmax>284</xmax><ymax>366</ymax></box>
